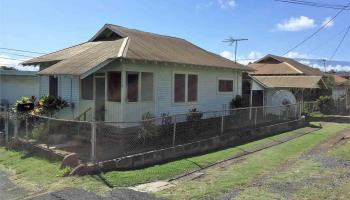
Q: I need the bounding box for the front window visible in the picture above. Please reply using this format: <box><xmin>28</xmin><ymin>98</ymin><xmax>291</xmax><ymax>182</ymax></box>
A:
<box><xmin>174</xmin><ymin>73</ymin><xmax>198</xmax><ymax>103</ymax></box>
<box><xmin>127</xmin><ymin>72</ymin><xmax>139</xmax><ymax>102</ymax></box>
<box><xmin>108</xmin><ymin>72</ymin><xmax>121</xmax><ymax>102</ymax></box>
<box><xmin>218</xmin><ymin>79</ymin><xmax>233</xmax><ymax>92</ymax></box>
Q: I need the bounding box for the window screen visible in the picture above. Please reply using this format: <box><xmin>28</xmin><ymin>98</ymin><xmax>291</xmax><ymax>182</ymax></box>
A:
<box><xmin>108</xmin><ymin>72</ymin><xmax>121</xmax><ymax>102</ymax></box>
<box><xmin>127</xmin><ymin>73</ymin><xmax>139</xmax><ymax>102</ymax></box>
<box><xmin>188</xmin><ymin>74</ymin><xmax>198</xmax><ymax>101</ymax></box>
<box><xmin>174</xmin><ymin>74</ymin><xmax>186</xmax><ymax>102</ymax></box>
<box><xmin>49</xmin><ymin>76</ymin><xmax>58</xmax><ymax>97</ymax></box>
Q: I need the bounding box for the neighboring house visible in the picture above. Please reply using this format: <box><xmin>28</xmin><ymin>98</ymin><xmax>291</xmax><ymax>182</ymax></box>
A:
<box><xmin>0</xmin><ymin>69</ymin><xmax>39</xmax><ymax>108</ymax></box>
<box><xmin>22</xmin><ymin>24</ymin><xmax>252</xmax><ymax>121</ymax></box>
<box><xmin>331</xmin><ymin>74</ymin><xmax>350</xmax><ymax>109</ymax></box>
<box><xmin>245</xmin><ymin>54</ymin><xmax>327</xmax><ymax>107</ymax></box>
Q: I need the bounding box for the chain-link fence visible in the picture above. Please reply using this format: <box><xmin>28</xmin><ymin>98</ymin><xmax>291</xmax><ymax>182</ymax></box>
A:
<box><xmin>1</xmin><ymin>104</ymin><xmax>303</xmax><ymax>163</ymax></box>
<box><xmin>302</xmin><ymin>99</ymin><xmax>347</xmax><ymax>115</ymax></box>
<box><xmin>93</xmin><ymin>103</ymin><xmax>302</xmax><ymax>162</ymax></box>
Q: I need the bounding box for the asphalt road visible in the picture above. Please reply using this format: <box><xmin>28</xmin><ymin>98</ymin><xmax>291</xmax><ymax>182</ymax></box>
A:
<box><xmin>0</xmin><ymin>170</ymin><xmax>161</xmax><ymax>200</ymax></box>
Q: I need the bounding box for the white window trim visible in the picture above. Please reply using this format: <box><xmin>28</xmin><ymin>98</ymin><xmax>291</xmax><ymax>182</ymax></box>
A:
<box><xmin>217</xmin><ymin>77</ymin><xmax>234</xmax><ymax>95</ymax></box>
<box><xmin>172</xmin><ymin>71</ymin><xmax>199</xmax><ymax>104</ymax></box>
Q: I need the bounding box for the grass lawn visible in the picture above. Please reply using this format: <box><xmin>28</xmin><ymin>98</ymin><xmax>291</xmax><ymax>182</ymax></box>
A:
<box><xmin>0</xmin><ymin>121</ymin><xmax>348</xmax><ymax>197</ymax></box>
<box><xmin>157</xmin><ymin>122</ymin><xmax>350</xmax><ymax>199</ymax></box>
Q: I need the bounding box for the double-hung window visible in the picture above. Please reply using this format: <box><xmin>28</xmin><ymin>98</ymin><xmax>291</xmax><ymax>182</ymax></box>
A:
<box><xmin>108</xmin><ymin>72</ymin><xmax>122</xmax><ymax>102</ymax></box>
<box><xmin>174</xmin><ymin>73</ymin><xmax>198</xmax><ymax>103</ymax></box>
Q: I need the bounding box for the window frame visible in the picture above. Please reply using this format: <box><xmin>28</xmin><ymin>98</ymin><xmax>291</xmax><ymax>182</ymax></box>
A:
<box><xmin>172</xmin><ymin>72</ymin><xmax>199</xmax><ymax>104</ymax></box>
<box><xmin>217</xmin><ymin>78</ymin><xmax>234</xmax><ymax>95</ymax></box>
<box><xmin>125</xmin><ymin>71</ymin><xmax>155</xmax><ymax>103</ymax></box>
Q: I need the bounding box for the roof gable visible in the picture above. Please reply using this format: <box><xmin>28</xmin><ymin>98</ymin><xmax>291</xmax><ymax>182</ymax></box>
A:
<box><xmin>250</xmin><ymin>54</ymin><xmax>323</xmax><ymax>76</ymax></box>
<box><xmin>23</xmin><ymin>24</ymin><xmax>253</xmax><ymax>76</ymax></box>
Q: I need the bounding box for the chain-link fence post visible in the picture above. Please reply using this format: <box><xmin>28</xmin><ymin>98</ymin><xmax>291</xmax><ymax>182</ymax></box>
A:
<box><xmin>91</xmin><ymin>121</ymin><xmax>97</xmax><ymax>163</ymax></box>
<box><xmin>14</xmin><ymin>115</ymin><xmax>18</xmax><ymax>139</ymax></box>
<box><xmin>25</xmin><ymin>116</ymin><xmax>29</xmax><ymax>142</ymax></box>
<box><xmin>254</xmin><ymin>107</ymin><xmax>258</xmax><ymax>126</ymax></box>
<box><xmin>172</xmin><ymin>115</ymin><xmax>176</xmax><ymax>147</ymax></box>
<box><xmin>4</xmin><ymin>112</ymin><xmax>9</xmax><ymax>145</ymax></box>
<box><xmin>299</xmin><ymin>103</ymin><xmax>302</xmax><ymax>119</ymax></box>
<box><xmin>221</xmin><ymin>110</ymin><xmax>224</xmax><ymax>134</ymax></box>
<box><xmin>46</xmin><ymin>118</ymin><xmax>50</xmax><ymax>149</ymax></box>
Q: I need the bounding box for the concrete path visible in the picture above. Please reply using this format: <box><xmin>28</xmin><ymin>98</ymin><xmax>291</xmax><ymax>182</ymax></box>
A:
<box><xmin>0</xmin><ymin>170</ymin><xmax>27</xmax><ymax>200</ymax></box>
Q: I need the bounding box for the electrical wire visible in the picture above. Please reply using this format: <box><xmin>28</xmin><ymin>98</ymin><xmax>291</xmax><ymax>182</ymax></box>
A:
<box><xmin>275</xmin><ymin>0</ymin><xmax>350</xmax><ymax>10</ymax></box>
<box><xmin>0</xmin><ymin>47</ymin><xmax>45</xmax><ymax>55</ymax></box>
<box><xmin>328</xmin><ymin>26</ymin><xmax>350</xmax><ymax>61</ymax></box>
<box><xmin>282</xmin><ymin>2</ymin><xmax>350</xmax><ymax>55</ymax></box>
<box><xmin>0</xmin><ymin>51</ymin><xmax>35</xmax><ymax>58</ymax></box>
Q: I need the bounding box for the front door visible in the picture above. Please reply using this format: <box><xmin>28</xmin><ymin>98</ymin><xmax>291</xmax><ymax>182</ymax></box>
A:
<box><xmin>95</xmin><ymin>77</ymin><xmax>105</xmax><ymax>121</ymax></box>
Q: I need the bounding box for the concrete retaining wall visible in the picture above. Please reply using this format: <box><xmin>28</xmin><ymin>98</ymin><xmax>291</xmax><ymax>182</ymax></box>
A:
<box><xmin>96</xmin><ymin>119</ymin><xmax>306</xmax><ymax>172</ymax></box>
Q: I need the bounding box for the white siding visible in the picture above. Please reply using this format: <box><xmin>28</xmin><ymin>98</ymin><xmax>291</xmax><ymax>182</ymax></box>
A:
<box><xmin>39</xmin><ymin>76</ymin><xmax>49</xmax><ymax>97</ymax></box>
<box><xmin>0</xmin><ymin>75</ymin><xmax>39</xmax><ymax>105</ymax></box>
<box><xmin>56</xmin><ymin>76</ymin><xmax>80</xmax><ymax>119</ymax></box>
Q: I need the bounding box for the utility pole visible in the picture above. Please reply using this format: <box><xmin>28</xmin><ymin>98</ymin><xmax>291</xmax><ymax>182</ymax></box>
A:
<box><xmin>321</xmin><ymin>59</ymin><xmax>327</xmax><ymax>72</ymax></box>
<box><xmin>223</xmin><ymin>37</ymin><xmax>248</xmax><ymax>63</ymax></box>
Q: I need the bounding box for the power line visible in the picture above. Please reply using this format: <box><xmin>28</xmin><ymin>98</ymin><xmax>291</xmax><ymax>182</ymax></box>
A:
<box><xmin>0</xmin><ymin>51</ymin><xmax>35</xmax><ymax>58</ymax></box>
<box><xmin>0</xmin><ymin>47</ymin><xmax>46</xmax><ymax>55</ymax></box>
<box><xmin>275</xmin><ymin>0</ymin><xmax>350</xmax><ymax>10</ymax></box>
<box><xmin>0</xmin><ymin>56</ymin><xmax>26</xmax><ymax>62</ymax></box>
<box><xmin>328</xmin><ymin>26</ymin><xmax>350</xmax><ymax>61</ymax></box>
<box><xmin>282</xmin><ymin>2</ymin><xmax>350</xmax><ymax>55</ymax></box>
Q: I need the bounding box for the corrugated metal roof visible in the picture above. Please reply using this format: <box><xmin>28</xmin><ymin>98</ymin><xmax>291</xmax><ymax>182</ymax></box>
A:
<box><xmin>38</xmin><ymin>40</ymin><xmax>124</xmax><ymax>76</ymax></box>
<box><xmin>332</xmin><ymin>74</ymin><xmax>350</xmax><ymax>86</ymax></box>
<box><xmin>252</xmin><ymin>76</ymin><xmax>324</xmax><ymax>89</ymax></box>
<box><xmin>23</xmin><ymin>24</ymin><xmax>253</xmax><ymax>76</ymax></box>
<box><xmin>249</xmin><ymin>54</ymin><xmax>324</xmax><ymax>76</ymax></box>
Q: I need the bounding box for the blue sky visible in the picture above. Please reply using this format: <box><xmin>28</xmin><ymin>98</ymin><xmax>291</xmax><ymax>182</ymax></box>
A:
<box><xmin>0</xmin><ymin>0</ymin><xmax>349</xmax><ymax>70</ymax></box>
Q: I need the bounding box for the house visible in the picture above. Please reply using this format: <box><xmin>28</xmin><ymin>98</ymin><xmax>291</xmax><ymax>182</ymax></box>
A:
<box><xmin>0</xmin><ymin>68</ymin><xmax>39</xmax><ymax>108</ymax></box>
<box><xmin>22</xmin><ymin>24</ymin><xmax>253</xmax><ymax>121</ymax></box>
<box><xmin>331</xmin><ymin>73</ymin><xmax>350</xmax><ymax>109</ymax></box>
<box><xmin>245</xmin><ymin>54</ymin><xmax>327</xmax><ymax>108</ymax></box>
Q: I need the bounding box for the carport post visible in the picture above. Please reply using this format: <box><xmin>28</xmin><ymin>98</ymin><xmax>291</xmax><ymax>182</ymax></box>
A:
<box><xmin>172</xmin><ymin>115</ymin><xmax>176</xmax><ymax>147</ymax></box>
<box><xmin>91</xmin><ymin>122</ymin><xmax>97</xmax><ymax>163</ymax></box>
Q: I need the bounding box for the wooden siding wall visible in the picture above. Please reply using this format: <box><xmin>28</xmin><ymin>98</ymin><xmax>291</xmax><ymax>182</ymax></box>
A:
<box><xmin>0</xmin><ymin>75</ymin><xmax>39</xmax><ymax>105</ymax></box>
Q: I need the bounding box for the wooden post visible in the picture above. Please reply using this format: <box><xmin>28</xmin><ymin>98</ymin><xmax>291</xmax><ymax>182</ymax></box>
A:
<box><xmin>91</xmin><ymin>122</ymin><xmax>97</xmax><ymax>163</ymax></box>
<box><xmin>172</xmin><ymin>115</ymin><xmax>176</xmax><ymax>147</ymax></box>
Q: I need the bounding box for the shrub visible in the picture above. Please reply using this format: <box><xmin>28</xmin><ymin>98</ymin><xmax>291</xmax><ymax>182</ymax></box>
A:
<box><xmin>11</xmin><ymin>96</ymin><xmax>36</xmax><ymax>119</ymax></box>
<box><xmin>34</xmin><ymin>96</ymin><xmax>68</xmax><ymax>117</ymax></box>
<box><xmin>140</xmin><ymin>112</ymin><xmax>158</xmax><ymax>138</ymax></box>
<box><xmin>32</xmin><ymin>124</ymin><xmax>47</xmax><ymax>142</ymax></box>
<box><xmin>230</xmin><ymin>95</ymin><xmax>243</xmax><ymax>109</ymax></box>
<box><xmin>317</xmin><ymin>96</ymin><xmax>335</xmax><ymax>115</ymax></box>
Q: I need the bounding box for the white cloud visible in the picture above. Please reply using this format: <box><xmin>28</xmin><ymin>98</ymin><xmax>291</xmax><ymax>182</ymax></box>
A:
<box><xmin>276</xmin><ymin>16</ymin><xmax>316</xmax><ymax>32</ymax></box>
<box><xmin>218</xmin><ymin>0</ymin><xmax>236</xmax><ymax>9</ymax></box>
<box><xmin>220</xmin><ymin>50</ymin><xmax>235</xmax><ymax>60</ymax></box>
<box><xmin>220</xmin><ymin>50</ymin><xmax>263</xmax><ymax>65</ymax></box>
<box><xmin>285</xmin><ymin>51</ymin><xmax>310</xmax><ymax>59</ymax></box>
<box><xmin>0</xmin><ymin>55</ymin><xmax>38</xmax><ymax>71</ymax></box>
<box><xmin>322</xmin><ymin>17</ymin><xmax>334</xmax><ymax>28</ymax></box>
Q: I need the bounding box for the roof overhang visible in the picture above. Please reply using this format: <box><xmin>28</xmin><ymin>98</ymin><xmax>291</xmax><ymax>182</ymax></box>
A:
<box><xmin>251</xmin><ymin>75</ymin><xmax>327</xmax><ymax>89</ymax></box>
